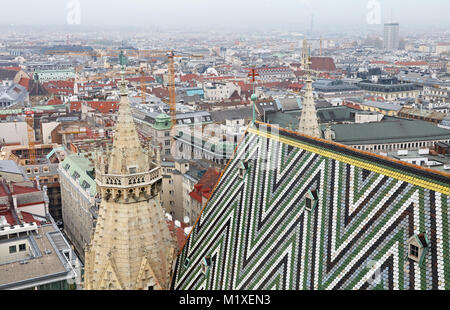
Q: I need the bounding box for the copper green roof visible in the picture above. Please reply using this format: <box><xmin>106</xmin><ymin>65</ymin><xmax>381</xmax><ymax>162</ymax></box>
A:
<box><xmin>153</xmin><ymin>113</ymin><xmax>171</xmax><ymax>130</ymax></box>
<box><xmin>172</xmin><ymin>122</ymin><xmax>450</xmax><ymax>290</ymax></box>
<box><xmin>60</xmin><ymin>154</ymin><xmax>96</xmax><ymax>197</ymax></box>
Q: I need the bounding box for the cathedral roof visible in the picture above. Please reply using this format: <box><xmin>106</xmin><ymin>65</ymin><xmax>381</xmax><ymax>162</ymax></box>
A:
<box><xmin>172</xmin><ymin>122</ymin><xmax>450</xmax><ymax>290</ymax></box>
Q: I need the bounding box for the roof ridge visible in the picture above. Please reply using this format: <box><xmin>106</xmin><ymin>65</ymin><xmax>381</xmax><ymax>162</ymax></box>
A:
<box><xmin>255</xmin><ymin>121</ymin><xmax>450</xmax><ymax>180</ymax></box>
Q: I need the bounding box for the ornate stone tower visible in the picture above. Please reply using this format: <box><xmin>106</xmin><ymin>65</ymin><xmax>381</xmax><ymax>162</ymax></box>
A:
<box><xmin>84</xmin><ymin>73</ymin><xmax>177</xmax><ymax>290</ymax></box>
<box><xmin>298</xmin><ymin>39</ymin><xmax>322</xmax><ymax>139</ymax></box>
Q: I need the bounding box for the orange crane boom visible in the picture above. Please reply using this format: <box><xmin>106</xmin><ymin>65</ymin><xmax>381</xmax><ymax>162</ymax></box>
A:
<box><xmin>167</xmin><ymin>52</ymin><xmax>176</xmax><ymax>128</ymax></box>
<box><xmin>25</xmin><ymin>111</ymin><xmax>36</xmax><ymax>165</ymax></box>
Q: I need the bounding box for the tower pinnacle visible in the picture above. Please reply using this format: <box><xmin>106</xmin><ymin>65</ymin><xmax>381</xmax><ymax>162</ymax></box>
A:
<box><xmin>298</xmin><ymin>39</ymin><xmax>321</xmax><ymax>138</ymax></box>
<box><xmin>84</xmin><ymin>73</ymin><xmax>176</xmax><ymax>290</ymax></box>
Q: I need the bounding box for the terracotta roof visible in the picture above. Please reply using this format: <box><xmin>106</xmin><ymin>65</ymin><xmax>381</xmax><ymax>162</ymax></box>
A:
<box><xmin>310</xmin><ymin>57</ymin><xmax>337</xmax><ymax>72</ymax></box>
<box><xmin>47</xmin><ymin>97</ymin><xmax>63</xmax><ymax>105</ymax></box>
<box><xmin>189</xmin><ymin>168</ymin><xmax>220</xmax><ymax>202</ymax></box>
<box><xmin>87</xmin><ymin>101</ymin><xmax>119</xmax><ymax>114</ymax></box>
<box><xmin>167</xmin><ymin>220</ymin><xmax>189</xmax><ymax>250</ymax></box>
<box><xmin>18</xmin><ymin>77</ymin><xmax>31</xmax><ymax>90</ymax></box>
<box><xmin>150</xmin><ymin>87</ymin><xmax>169</xmax><ymax>99</ymax></box>
<box><xmin>289</xmin><ymin>83</ymin><xmax>304</xmax><ymax>90</ymax></box>
<box><xmin>12</xmin><ymin>184</ymin><xmax>40</xmax><ymax>195</ymax></box>
<box><xmin>70</xmin><ymin>101</ymin><xmax>82</xmax><ymax>112</ymax></box>
<box><xmin>69</xmin><ymin>101</ymin><xmax>119</xmax><ymax>113</ymax></box>
<box><xmin>180</xmin><ymin>74</ymin><xmax>200</xmax><ymax>82</ymax></box>
<box><xmin>0</xmin><ymin>210</ymin><xmax>16</xmax><ymax>225</ymax></box>
<box><xmin>395</xmin><ymin>61</ymin><xmax>428</xmax><ymax>66</ymax></box>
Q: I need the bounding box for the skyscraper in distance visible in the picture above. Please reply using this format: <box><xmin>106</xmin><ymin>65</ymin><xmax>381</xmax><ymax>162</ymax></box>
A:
<box><xmin>383</xmin><ymin>22</ymin><xmax>400</xmax><ymax>50</ymax></box>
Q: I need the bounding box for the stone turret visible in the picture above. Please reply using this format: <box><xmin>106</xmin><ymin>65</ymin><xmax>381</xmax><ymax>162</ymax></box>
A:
<box><xmin>84</xmin><ymin>73</ymin><xmax>177</xmax><ymax>290</ymax></box>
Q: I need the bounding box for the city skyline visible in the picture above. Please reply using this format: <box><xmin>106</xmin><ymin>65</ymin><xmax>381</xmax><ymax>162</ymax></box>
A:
<box><xmin>0</xmin><ymin>0</ymin><xmax>449</xmax><ymax>33</ymax></box>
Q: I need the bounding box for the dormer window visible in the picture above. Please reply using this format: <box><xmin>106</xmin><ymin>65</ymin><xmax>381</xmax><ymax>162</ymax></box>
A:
<box><xmin>72</xmin><ymin>171</ymin><xmax>80</xmax><ymax>180</ymax></box>
<box><xmin>407</xmin><ymin>233</ymin><xmax>430</xmax><ymax>265</ymax></box>
<box><xmin>238</xmin><ymin>160</ymin><xmax>249</xmax><ymax>179</ymax></box>
<box><xmin>305</xmin><ymin>188</ymin><xmax>319</xmax><ymax>212</ymax></box>
<box><xmin>183</xmin><ymin>258</ymin><xmax>190</xmax><ymax>268</ymax></box>
<box><xmin>201</xmin><ymin>256</ymin><xmax>211</xmax><ymax>276</ymax></box>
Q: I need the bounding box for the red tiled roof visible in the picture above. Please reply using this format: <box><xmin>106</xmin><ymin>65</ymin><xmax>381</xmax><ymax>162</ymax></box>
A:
<box><xmin>18</xmin><ymin>77</ymin><xmax>31</xmax><ymax>91</ymax></box>
<box><xmin>47</xmin><ymin>97</ymin><xmax>63</xmax><ymax>105</ymax></box>
<box><xmin>167</xmin><ymin>220</ymin><xmax>189</xmax><ymax>250</ymax></box>
<box><xmin>70</xmin><ymin>101</ymin><xmax>82</xmax><ymax>112</ymax></box>
<box><xmin>43</xmin><ymin>80</ymin><xmax>74</xmax><ymax>89</ymax></box>
<box><xmin>2</xmin><ymin>66</ymin><xmax>21</xmax><ymax>72</ymax></box>
<box><xmin>68</xmin><ymin>101</ymin><xmax>119</xmax><ymax>113</ymax></box>
<box><xmin>87</xmin><ymin>101</ymin><xmax>119</xmax><ymax>114</ymax></box>
<box><xmin>189</xmin><ymin>168</ymin><xmax>220</xmax><ymax>202</ymax></box>
<box><xmin>12</xmin><ymin>184</ymin><xmax>40</xmax><ymax>195</ymax></box>
<box><xmin>246</xmin><ymin>66</ymin><xmax>291</xmax><ymax>72</ymax></box>
<box><xmin>189</xmin><ymin>191</ymin><xmax>202</xmax><ymax>203</ymax></box>
<box><xmin>0</xmin><ymin>210</ymin><xmax>17</xmax><ymax>225</ymax></box>
<box><xmin>121</xmin><ymin>76</ymin><xmax>155</xmax><ymax>83</ymax></box>
<box><xmin>150</xmin><ymin>87</ymin><xmax>169</xmax><ymax>99</ymax></box>
<box><xmin>344</xmin><ymin>102</ymin><xmax>362</xmax><ymax>110</ymax></box>
<box><xmin>395</xmin><ymin>61</ymin><xmax>428</xmax><ymax>66</ymax></box>
<box><xmin>310</xmin><ymin>57</ymin><xmax>337</xmax><ymax>72</ymax></box>
<box><xmin>180</xmin><ymin>74</ymin><xmax>200</xmax><ymax>82</ymax></box>
<box><xmin>20</xmin><ymin>212</ymin><xmax>42</xmax><ymax>225</ymax></box>
<box><xmin>289</xmin><ymin>83</ymin><xmax>304</xmax><ymax>91</ymax></box>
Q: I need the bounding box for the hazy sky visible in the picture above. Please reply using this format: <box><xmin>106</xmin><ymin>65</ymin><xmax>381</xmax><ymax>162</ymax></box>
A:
<box><xmin>1</xmin><ymin>0</ymin><xmax>449</xmax><ymax>32</ymax></box>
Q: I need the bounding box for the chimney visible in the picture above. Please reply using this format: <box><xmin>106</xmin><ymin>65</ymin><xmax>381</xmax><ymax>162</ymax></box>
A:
<box><xmin>13</xmin><ymin>196</ymin><xmax>23</xmax><ymax>222</ymax></box>
<box><xmin>35</xmin><ymin>176</ymin><xmax>41</xmax><ymax>190</ymax></box>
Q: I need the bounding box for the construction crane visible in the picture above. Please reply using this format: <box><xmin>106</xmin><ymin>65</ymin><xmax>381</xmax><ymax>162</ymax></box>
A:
<box><xmin>320</xmin><ymin>38</ymin><xmax>323</xmax><ymax>56</ymax></box>
<box><xmin>45</xmin><ymin>49</ymin><xmax>203</xmax><ymax>128</ymax></box>
<box><xmin>140</xmin><ymin>68</ymin><xmax>147</xmax><ymax>105</ymax></box>
<box><xmin>24</xmin><ymin>110</ymin><xmax>36</xmax><ymax>165</ymax></box>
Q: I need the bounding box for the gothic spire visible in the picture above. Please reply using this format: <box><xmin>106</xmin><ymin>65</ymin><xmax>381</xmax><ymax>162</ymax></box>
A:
<box><xmin>298</xmin><ymin>39</ymin><xmax>321</xmax><ymax>139</ymax></box>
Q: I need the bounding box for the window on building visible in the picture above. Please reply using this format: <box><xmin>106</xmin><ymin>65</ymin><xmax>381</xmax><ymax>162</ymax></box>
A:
<box><xmin>305</xmin><ymin>188</ymin><xmax>319</xmax><ymax>212</ymax></box>
<box><xmin>81</xmin><ymin>181</ymin><xmax>91</xmax><ymax>190</ymax></box>
<box><xmin>183</xmin><ymin>258</ymin><xmax>191</xmax><ymax>268</ymax></box>
<box><xmin>43</xmin><ymin>166</ymin><xmax>49</xmax><ymax>173</ymax></box>
<box><xmin>34</xmin><ymin>167</ymin><xmax>39</xmax><ymax>174</ymax></box>
<box><xmin>238</xmin><ymin>160</ymin><xmax>249</xmax><ymax>179</ymax></box>
<box><xmin>72</xmin><ymin>171</ymin><xmax>80</xmax><ymax>180</ymax></box>
<box><xmin>410</xmin><ymin>244</ymin><xmax>419</xmax><ymax>258</ymax></box>
<box><xmin>9</xmin><ymin>245</ymin><xmax>17</xmax><ymax>254</ymax></box>
<box><xmin>19</xmin><ymin>244</ymin><xmax>26</xmax><ymax>252</ymax></box>
<box><xmin>201</xmin><ymin>256</ymin><xmax>212</xmax><ymax>276</ymax></box>
<box><xmin>407</xmin><ymin>233</ymin><xmax>430</xmax><ymax>265</ymax></box>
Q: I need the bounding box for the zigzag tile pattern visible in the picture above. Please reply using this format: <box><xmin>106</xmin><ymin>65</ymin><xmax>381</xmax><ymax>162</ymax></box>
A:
<box><xmin>172</xmin><ymin>125</ymin><xmax>450</xmax><ymax>290</ymax></box>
